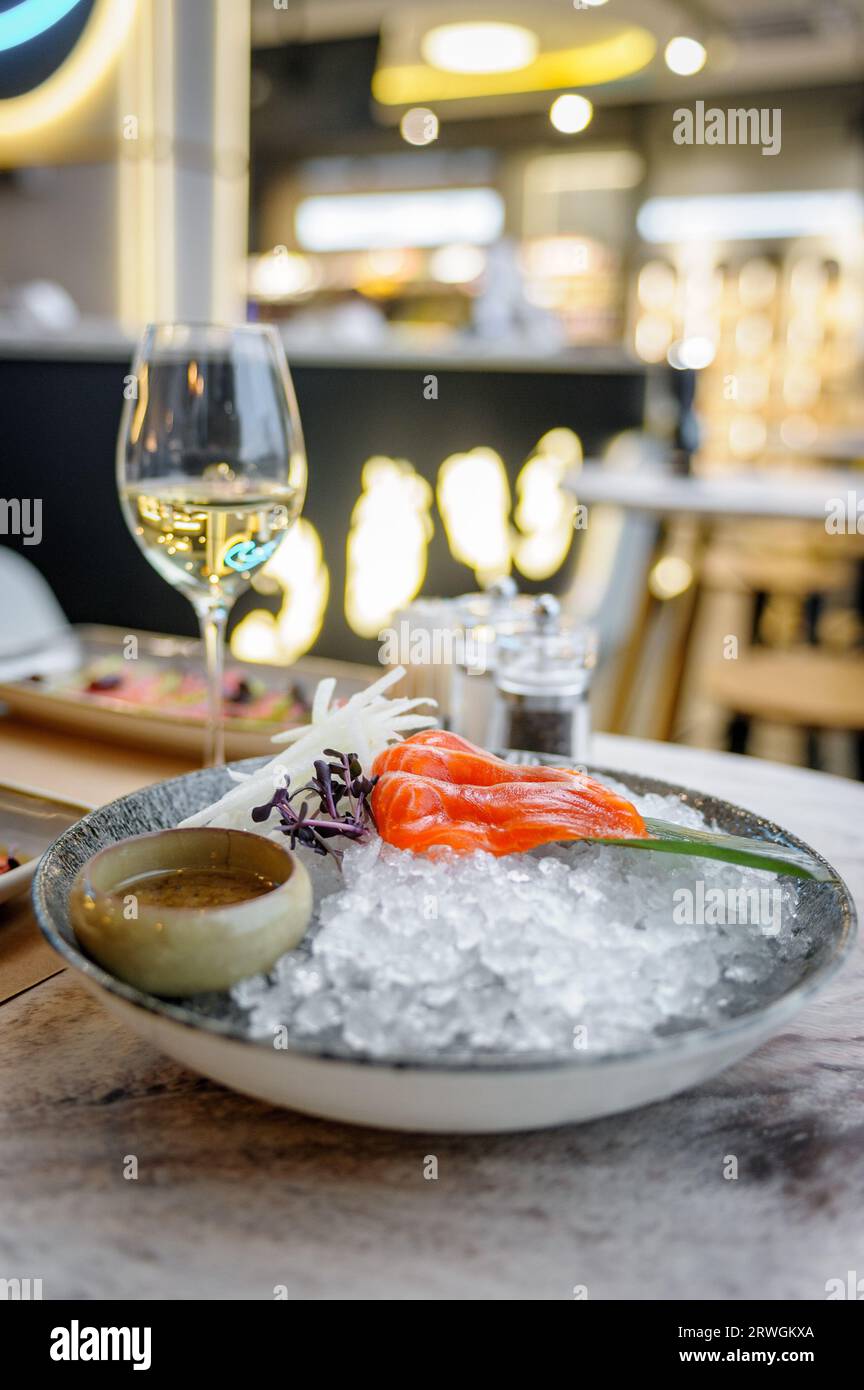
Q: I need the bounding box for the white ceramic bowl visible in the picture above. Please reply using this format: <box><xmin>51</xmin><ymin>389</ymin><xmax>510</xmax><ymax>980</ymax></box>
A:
<box><xmin>32</xmin><ymin>759</ymin><xmax>856</xmax><ymax>1133</ymax></box>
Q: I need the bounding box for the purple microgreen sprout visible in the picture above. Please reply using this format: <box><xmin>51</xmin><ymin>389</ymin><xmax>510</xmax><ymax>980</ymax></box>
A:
<box><xmin>251</xmin><ymin>749</ymin><xmax>377</xmax><ymax>865</ymax></box>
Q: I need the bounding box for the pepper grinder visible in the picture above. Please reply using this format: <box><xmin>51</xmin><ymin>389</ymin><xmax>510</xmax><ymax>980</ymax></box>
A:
<box><xmin>488</xmin><ymin>595</ymin><xmax>597</xmax><ymax>761</ymax></box>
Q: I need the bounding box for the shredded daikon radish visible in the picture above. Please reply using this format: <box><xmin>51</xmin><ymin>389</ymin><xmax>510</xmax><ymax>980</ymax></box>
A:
<box><xmin>180</xmin><ymin>666</ymin><xmax>436</xmax><ymax>832</ymax></box>
<box><xmin>310</xmin><ymin>676</ymin><xmax>335</xmax><ymax>726</ymax></box>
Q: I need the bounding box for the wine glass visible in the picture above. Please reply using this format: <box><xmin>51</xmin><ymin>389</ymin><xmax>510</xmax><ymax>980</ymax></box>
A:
<box><xmin>117</xmin><ymin>323</ymin><xmax>307</xmax><ymax>766</ymax></box>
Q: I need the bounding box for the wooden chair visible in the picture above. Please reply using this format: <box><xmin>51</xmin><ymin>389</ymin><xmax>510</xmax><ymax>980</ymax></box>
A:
<box><xmin>706</xmin><ymin>649</ymin><xmax>864</xmax><ymax>774</ymax></box>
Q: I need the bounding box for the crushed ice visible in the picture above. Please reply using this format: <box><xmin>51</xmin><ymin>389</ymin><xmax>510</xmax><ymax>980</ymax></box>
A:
<box><xmin>231</xmin><ymin>786</ymin><xmax>805</xmax><ymax>1060</ymax></box>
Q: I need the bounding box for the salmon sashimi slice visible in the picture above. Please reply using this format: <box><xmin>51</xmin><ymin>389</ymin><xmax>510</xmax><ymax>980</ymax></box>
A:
<box><xmin>371</xmin><ymin>728</ymin><xmax>585</xmax><ymax>787</ymax></box>
<box><xmin>371</xmin><ymin>767</ymin><xmax>648</xmax><ymax>856</ymax></box>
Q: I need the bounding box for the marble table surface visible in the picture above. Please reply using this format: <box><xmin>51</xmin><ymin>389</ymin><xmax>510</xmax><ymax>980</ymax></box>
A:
<box><xmin>1</xmin><ymin>725</ymin><xmax>862</xmax><ymax>1301</ymax></box>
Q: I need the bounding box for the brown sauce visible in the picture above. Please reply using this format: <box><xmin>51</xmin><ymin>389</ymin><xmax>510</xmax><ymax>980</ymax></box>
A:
<box><xmin>117</xmin><ymin>866</ymin><xmax>278</xmax><ymax>909</ymax></box>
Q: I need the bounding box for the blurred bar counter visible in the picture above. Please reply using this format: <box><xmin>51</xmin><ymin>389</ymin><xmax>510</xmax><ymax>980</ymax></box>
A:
<box><xmin>0</xmin><ymin>336</ymin><xmax>654</xmax><ymax>665</ymax></box>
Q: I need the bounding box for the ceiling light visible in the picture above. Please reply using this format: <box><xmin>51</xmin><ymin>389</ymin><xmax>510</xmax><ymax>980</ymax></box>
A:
<box><xmin>638</xmin><ymin>191</ymin><xmax>864</xmax><ymax>242</ymax></box>
<box><xmin>248</xmin><ymin>251</ymin><xmax>318</xmax><ymax>302</ymax></box>
<box><xmin>668</xmin><ymin>336</ymin><xmax>716</xmax><ymax>370</ymax></box>
<box><xmin>295</xmin><ymin>189</ymin><xmax>505</xmax><ymax>252</ymax></box>
<box><xmin>637</xmin><ymin>261</ymin><xmax>677</xmax><ymax>310</ymax></box>
<box><xmin>728</xmin><ymin>415</ymin><xmax>767</xmax><ymax>458</ymax></box>
<box><xmin>523</xmin><ymin>150</ymin><xmax>644</xmax><ymax>197</ymax></box>
<box><xmin>430</xmin><ymin>244</ymin><xmax>487</xmax><ymax>284</ymax></box>
<box><xmin>664</xmin><ymin>36</ymin><xmax>707</xmax><ymax>76</ymax></box>
<box><xmin>550</xmin><ymin>94</ymin><xmax>593</xmax><ymax>134</ymax></box>
<box><xmin>400</xmin><ymin>107</ymin><xmax>439</xmax><ymax>145</ymax></box>
<box><xmin>634</xmin><ymin>315</ymin><xmax>673</xmax><ymax>363</ymax></box>
<box><xmin>649</xmin><ymin>555</ymin><xmax>693</xmax><ymax>600</ymax></box>
<box><xmin>422</xmin><ymin>22</ymin><xmax>538</xmax><ymax>75</ymax></box>
<box><xmin>374</xmin><ymin>29</ymin><xmax>656</xmax><ymax>105</ymax></box>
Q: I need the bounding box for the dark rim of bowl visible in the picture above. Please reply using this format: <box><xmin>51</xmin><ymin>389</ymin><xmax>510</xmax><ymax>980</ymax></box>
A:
<box><xmin>31</xmin><ymin>761</ymin><xmax>858</xmax><ymax>1074</ymax></box>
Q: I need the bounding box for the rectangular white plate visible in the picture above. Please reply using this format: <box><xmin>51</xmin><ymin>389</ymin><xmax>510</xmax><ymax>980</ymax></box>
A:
<box><xmin>0</xmin><ymin>783</ymin><xmax>91</xmax><ymax>907</ymax></box>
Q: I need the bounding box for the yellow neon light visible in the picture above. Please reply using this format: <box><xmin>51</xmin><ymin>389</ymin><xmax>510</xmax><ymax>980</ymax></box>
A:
<box><xmin>231</xmin><ymin>519</ymin><xmax>329</xmax><ymax>666</ymax></box>
<box><xmin>373</xmin><ymin>29</ymin><xmax>655</xmax><ymax>105</ymax></box>
<box><xmin>513</xmin><ymin>429</ymin><xmax>582</xmax><ymax>581</ymax></box>
<box><xmin>0</xmin><ymin>0</ymin><xmax>138</xmax><ymax>141</ymax></box>
<box><xmin>345</xmin><ymin>457</ymin><xmax>433</xmax><ymax>639</ymax></box>
<box><xmin>437</xmin><ymin>447</ymin><xmax>511</xmax><ymax>586</ymax></box>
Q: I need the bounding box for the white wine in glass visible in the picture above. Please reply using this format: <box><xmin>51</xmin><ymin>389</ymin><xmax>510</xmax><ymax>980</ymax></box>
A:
<box><xmin>117</xmin><ymin>324</ymin><xmax>307</xmax><ymax>766</ymax></box>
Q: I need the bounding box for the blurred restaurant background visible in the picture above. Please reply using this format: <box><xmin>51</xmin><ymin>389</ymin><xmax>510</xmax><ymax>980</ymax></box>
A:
<box><xmin>1</xmin><ymin>0</ymin><xmax>864</xmax><ymax>774</ymax></box>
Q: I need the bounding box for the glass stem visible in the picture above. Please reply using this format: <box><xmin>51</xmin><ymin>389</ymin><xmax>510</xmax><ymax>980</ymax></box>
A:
<box><xmin>195</xmin><ymin>600</ymin><xmax>228</xmax><ymax>767</ymax></box>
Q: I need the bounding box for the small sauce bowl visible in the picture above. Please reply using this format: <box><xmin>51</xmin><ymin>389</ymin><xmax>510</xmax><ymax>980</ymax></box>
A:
<box><xmin>70</xmin><ymin>828</ymin><xmax>312</xmax><ymax>996</ymax></box>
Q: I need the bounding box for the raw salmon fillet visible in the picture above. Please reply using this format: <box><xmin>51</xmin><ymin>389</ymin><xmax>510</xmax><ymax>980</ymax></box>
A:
<box><xmin>372</xmin><ymin>728</ymin><xmax>584</xmax><ymax>787</ymax></box>
<box><xmin>370</xmin><ymin>731</ymin><xmax>647</xmax><ymax>855</ymax></box>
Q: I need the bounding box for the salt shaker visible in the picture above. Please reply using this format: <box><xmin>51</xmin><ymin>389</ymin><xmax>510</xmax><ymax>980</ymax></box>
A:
<box><xmin>488</xmin><ymin>595</ymin><xmax>597</xmax><ymax>761</ymax></box>
<box><xmin>448</xmin><ymin>579</ymin><xmax>538</xmax><ymax>745</ymax></box>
